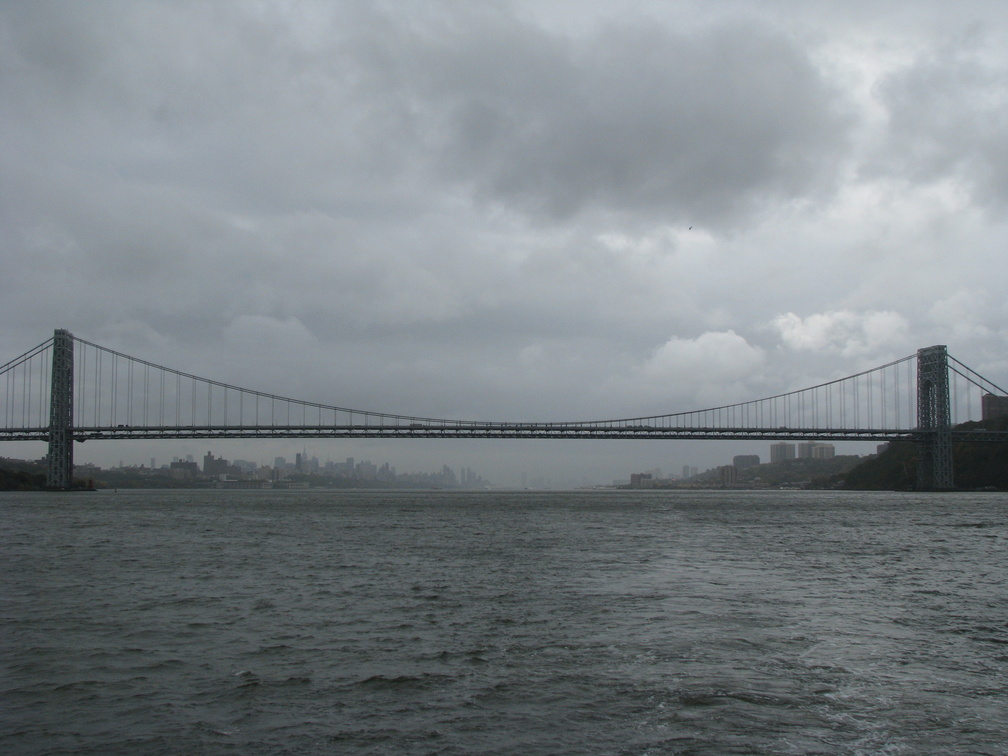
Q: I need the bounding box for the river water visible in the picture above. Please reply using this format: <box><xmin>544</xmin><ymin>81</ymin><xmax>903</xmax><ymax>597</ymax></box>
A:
<box><xmin>2</xmin><ymin>489</ymin><xmax>1006</xmax><ymax>754</ymax></box>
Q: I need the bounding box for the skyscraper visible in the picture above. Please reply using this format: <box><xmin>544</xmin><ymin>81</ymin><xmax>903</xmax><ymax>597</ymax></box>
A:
<box><xmin>770</xmin><ymin>442</ymin><xmax>796</xmax><ymax>463</ymax></box>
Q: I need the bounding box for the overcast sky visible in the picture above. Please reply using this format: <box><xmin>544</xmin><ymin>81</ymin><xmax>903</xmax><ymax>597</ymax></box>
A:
<box><xmin>2</xmin><ymin>1</ymin><xmax>1007</xmax><ymax>485</ymax></box>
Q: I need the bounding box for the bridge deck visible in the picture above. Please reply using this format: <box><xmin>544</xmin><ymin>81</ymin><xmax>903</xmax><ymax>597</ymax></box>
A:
<box><xmin>4</xmin><ymin>425</ymin><xmax>1007</xmax><ymax>443</ymax></box>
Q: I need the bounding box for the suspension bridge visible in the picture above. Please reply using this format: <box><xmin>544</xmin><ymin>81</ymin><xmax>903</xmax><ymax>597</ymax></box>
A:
<box><xmin>3</xmin><ymin>329</ymin><xmax>1007</xmax><ymax>490</ymax></box>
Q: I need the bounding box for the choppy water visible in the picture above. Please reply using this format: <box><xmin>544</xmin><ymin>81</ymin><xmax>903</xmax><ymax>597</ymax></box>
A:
<box><xmin>2</xmin><ymin>489</ymin><xmax>1007</xmax><ymax>755</ymax></box>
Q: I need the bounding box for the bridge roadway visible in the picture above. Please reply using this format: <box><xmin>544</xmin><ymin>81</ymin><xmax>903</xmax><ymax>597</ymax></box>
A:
<box><xmin>4</xmin><ymin>424</ymin><xmax>1008</xmax><ymax>443</ymax></box>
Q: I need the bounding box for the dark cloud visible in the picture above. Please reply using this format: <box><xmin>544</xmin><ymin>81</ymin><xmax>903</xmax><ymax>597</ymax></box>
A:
<box><xmin>406</xmin><ymin>14</ymin><xmax>850</xmax><ymax>225</ymax></box>
<box><xmin>874</xmin><ymin>26</ymin><xmax>1008</xmax><ymax>211</ymax></box>
<box><xmin>3</xmin><ymin>3</ymin><xmax>849</xmax><ymax>226</ymax></box>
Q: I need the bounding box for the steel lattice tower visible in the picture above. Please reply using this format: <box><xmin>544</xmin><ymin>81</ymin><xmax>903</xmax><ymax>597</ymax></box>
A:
<box><xmin>916</xmin><ymin>344</ymin><xmax>954</xmax><ymax>489</ymax></box>
<box><xmin>47</xmin><ymin>329</ymin><xmax>74</xmax><ymax>489</ymax></box>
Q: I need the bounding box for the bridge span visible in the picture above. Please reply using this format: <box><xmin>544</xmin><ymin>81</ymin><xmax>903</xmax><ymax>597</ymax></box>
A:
<box><xmin>3</xmin><ymin>330</ymin><xmax>1007</xmax><ymax>490</ymax></box>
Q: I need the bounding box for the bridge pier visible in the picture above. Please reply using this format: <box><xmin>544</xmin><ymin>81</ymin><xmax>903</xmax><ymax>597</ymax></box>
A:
<box><xmin>916</xmin><ymin>345</ymin><xmax>954</xmax><ymax>490</ymax></box>
<box><xmin>47</xmin><ymin>329</ymin><xmax>74</xmax><ymax>490</ymax></box>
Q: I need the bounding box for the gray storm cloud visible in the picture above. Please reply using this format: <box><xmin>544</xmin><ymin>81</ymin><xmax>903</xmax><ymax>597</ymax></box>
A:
<box><xmin>404</xmin><ymin>14</ymin><xmax>850</xmax><ymax>224</ymax></box>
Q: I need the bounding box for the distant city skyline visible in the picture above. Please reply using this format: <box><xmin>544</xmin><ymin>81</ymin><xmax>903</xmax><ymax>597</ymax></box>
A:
<box><xmin>5</xmin><ymin>436</ymin><xmax>868</xmax><ymax>490</ymax></box>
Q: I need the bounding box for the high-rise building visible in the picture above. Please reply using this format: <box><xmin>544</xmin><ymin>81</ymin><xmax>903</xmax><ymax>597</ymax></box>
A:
<box><xmin>812</xmin><ymin>443</ymin><xmax>835</xmax><ymax>459</ymax></box>
<box><xmin>770</xmin><ymin>442</ymin><xmax>796</xmax><ymax>463</ymax></box>
<box><xmin>733</xmin><ymin>454</ymin><xmax>760</xmax><ymax>469</ymax></box>
<box><xmin>798</xmin><ymin>441</ymin><xmax>835</xmax><ymax>460</ymax></box>
<box><xmin>203</xmin><ymin>451</ymin><xmax>230</xmax><ymax>475</ymax></box>
<box><xmin>982</xmin><ymin>393</ymin><xmax>1008</xmax><ymax>420</ymax></box>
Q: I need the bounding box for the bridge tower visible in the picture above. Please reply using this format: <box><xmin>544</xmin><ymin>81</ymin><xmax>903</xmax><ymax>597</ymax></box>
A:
<box><xmin>47</xmin><ymin>329</ymin><xmax>74</xmax><ymax>490</ymax></box>
<box><xmin>916</xmin><ymin>344</ymin><xmax>953</xmax><ymax>490</ymax></box>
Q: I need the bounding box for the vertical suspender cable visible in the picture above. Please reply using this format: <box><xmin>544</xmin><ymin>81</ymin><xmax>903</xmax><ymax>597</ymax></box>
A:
<box><xmin>21</xmin><ymin>358</ymin><xmax>27</xmax><ymax>427</ymax></box>
<box><xmin>26</xmin><ymin>351</ymin><xmax>33</xmax><ymax>428</ymax></box>
<box><xmin>127</xmin><ymin>359</ymin><xmax>132</xmax><ymax>426</ymax></box>
<box><xmin>78</xmin><ymin>343</ymin><xmax>85</xmax><ymax>428</ymax></box>
<box><xmin>95</xmin><ymin>348</ymin><xmax>101</xmax><ymax>426</ymax></box>
<box><xmin>868</xmin><ymin>370</ymin><xmax>873</xmax><ymax>429</ymax></box>
<box><xmin>895</xmin><ymin>360</ymin><xmax>900</xmax><ymax>429</ymax></box>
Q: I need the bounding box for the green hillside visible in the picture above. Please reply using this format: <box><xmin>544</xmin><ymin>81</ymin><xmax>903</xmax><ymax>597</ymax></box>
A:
<box><xmin>842</xmin><ymin>418</ymin><xmax>1008</xmax><ymax>490</ymax></box>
